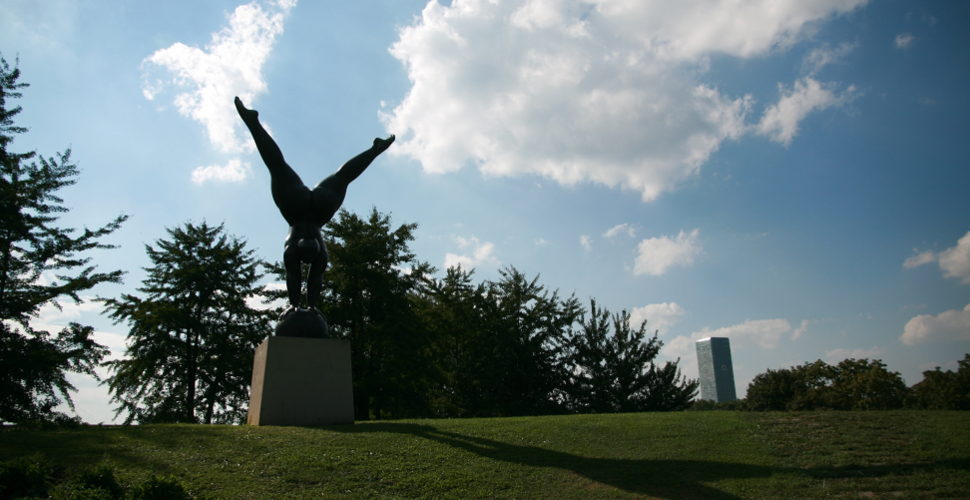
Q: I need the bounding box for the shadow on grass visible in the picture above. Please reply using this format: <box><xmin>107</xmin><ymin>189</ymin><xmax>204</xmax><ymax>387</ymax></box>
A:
<box><xmin>331</xmin><ymin>422</ymin><xmax>765</xmax><ymax>499</ymax></box>
<box><xmin>0</xmin><ymin>424</ymin><xmax>234</xmax><ymax>478</ymax></box>
<box><xmin>330</xmin><ymin>422</ymin><xmax>970</xmax><ymax>499</ymax></box>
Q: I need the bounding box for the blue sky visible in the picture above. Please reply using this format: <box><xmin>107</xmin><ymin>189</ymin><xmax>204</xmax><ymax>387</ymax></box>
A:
<box><xmin>2</xmin><ymin>0</ymin><xmax>968</xmax><ymax>423</ymax></box>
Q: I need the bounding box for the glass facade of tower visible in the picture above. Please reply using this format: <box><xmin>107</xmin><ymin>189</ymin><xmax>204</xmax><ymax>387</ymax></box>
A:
<box><xmin>695</xmin><ymin>337</ymin><xmax>737</xmax><ymax>402</ymax></box>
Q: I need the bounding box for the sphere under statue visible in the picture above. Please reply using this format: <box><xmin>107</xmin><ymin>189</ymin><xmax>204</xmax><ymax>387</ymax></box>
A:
<box><xmin>235</xmin><ymin>96</ymin><xmax>394</xmax><ymax>338</ymax></box>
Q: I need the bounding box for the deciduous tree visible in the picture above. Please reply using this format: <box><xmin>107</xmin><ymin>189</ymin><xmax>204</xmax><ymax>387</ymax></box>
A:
<box><xmin>909</xmin><ymin>354</ymin><xmax>970</xmax><ymax>410</ymax></box>
<box><xmin>746</xmin><ymin>358</ymin><xmax>909</xmax><ymax>411</ymax></box>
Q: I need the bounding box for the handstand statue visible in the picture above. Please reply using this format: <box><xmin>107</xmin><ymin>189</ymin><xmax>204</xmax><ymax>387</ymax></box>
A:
<box><xmin>235</xmin><ymin>96</ymin><xmax>394</xmax><ymax>337</ymax></box>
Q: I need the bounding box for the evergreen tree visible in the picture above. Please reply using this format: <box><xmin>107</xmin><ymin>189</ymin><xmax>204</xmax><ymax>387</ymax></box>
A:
<box><xmin>102</xmin><ymin>223</ymin><xmax>268</xmax><ymax>424</ymax></box>
<box><xmin>453</xmin><ymin>267</ymin><xmax>581</xmax><ymax>416</ymax></box>
<box><xmin>318</xmin><ymin>208</ymin><xmax>434</xmax><ymax>419</ymax></box>
<box><xmin>415</xmin><ymin>265</ymin><xmax>490</xmax><ymax>417</ymax></box>
<box><xmin>0</xmin><ymin>57</ymin><xmax>127</xmax><ymax>423</ymax></box>
<box><xmin>567</xmin><ymin>300</ymin><xmax>697</xmax><ymax>412</ymax></box>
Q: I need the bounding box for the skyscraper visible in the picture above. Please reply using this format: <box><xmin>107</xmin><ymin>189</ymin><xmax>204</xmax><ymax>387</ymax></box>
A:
<box><xmin>695</xmin><ymin>337</ymin><xmax>737</xmax><ymax>402</ymax></box>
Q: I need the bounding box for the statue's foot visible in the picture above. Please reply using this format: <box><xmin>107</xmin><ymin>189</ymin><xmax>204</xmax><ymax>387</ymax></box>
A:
<box><xmin>234</xmin><ymin>96</ymin><xmax>259</xmax><ymax>123</ymax></box>
<box><xmin>373</xmin><ymin>134</ymin><xmax>395</xmax><ymax>153</ymax></box>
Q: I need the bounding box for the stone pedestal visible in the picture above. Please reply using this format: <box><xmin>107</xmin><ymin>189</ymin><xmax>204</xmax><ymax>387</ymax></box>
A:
<box><xmin>247</xmin><ymin>336</ymin><xmax>354</xmax><ymax>426</ymax></box>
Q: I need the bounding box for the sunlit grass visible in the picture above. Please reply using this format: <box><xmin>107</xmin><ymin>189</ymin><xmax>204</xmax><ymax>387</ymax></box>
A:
<box><xmin>1</xmin><ymin>411</ymin><xmax>967</xmax><ymax>498</ymax></box>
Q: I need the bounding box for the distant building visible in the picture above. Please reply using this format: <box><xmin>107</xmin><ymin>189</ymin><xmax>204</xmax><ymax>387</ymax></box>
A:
<box><xmin>695</xmin><ymin>337</ymin><xmax>737</xmax><ymax>402</ymax></box>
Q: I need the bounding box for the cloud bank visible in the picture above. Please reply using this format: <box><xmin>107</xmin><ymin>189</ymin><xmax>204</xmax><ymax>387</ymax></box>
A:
<box><xmin>384</xmin><ymin>0</ymin><xmax>866</xmax><ymax>201</ymax></box>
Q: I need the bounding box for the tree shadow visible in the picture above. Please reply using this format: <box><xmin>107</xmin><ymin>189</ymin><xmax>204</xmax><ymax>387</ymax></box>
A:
<box><xmin>331</xmin><ymin>422</ymin><xmax>970</xmax><ymax>499</ymax></box>
<box><xmin>331</xmin><ymin>422</ymin><xmax>771</xmax><ymax>499</ymax></box>
<box><xmin>0</xmin><ymin>424</ymin><xmax>234</xmax><ymax>477</ymax></box>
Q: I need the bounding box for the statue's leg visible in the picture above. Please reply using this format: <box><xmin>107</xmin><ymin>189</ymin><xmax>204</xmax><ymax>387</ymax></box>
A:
<box><xmin>326</xmin><ymin>135</ymin><xmax>396</xmax><ymax>186</ymax></box>
<box><xmin>234</xmin><ymin>97</ymin><xmax>308</xmax><ymax>216</ymax></box>
<box><xmin>306</xmin><ymin>243</ymin><xmax>328</xmax><ymax>310</ymax></box>
<box><xmin>283</xmin><ymin>245</ymin><xmax>303</xmax><ymax>308</ymax></box>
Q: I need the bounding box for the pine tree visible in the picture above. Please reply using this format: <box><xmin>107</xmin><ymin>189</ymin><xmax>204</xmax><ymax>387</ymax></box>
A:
<box><xmin>102</xmin><ymin>222</ymin><xmax>269</xmax><ymax>424</ymax></box>
<box><xmin>0</xmin><ymin>57</ymin><xmax>127</xmax><ymax>424</ymax></box>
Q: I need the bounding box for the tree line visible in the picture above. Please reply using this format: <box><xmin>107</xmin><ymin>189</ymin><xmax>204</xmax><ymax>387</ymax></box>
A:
<box><xmin>0</xmin><ymin>59</ymin><xmax>695</xmax><ymax>424</ymax></box>
<box><xmin>100</xmin><ymin>209</ymin><xmax>698</xmax><ymax>423</ymax></box>
<box><xmin>736</xmin><ymin>354</ymin><xmax>970</xmax><ymax>411</ymax></box>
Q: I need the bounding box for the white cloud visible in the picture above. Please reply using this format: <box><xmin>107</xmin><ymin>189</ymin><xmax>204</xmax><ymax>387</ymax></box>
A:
<box><xmin>603</xmin><ymin>223</ymin><xmax>636</xmax><ymax>239</ymax></box>
<box><xmin>802</xmin><ymin>42</ymin><xmax>857</xmax><ymax>74</ymax></box>
<box><xmin>903</xmin><ymin>249</ymin><xmax>937</xmax><ymax>269</ymax></box>
<box><xmin>756</xmin><ymin>77</ymin><xmax>855</xmax><ymax>146</ymax></box>
<box><xmin>691</xmin><ymin>318</ymin><xmax>792</xmax><ymax>349</ymax></box>
<box><xmin>246</xmin><ymin>282</ymin><xmax>288</xmax><ymax>311</ymax></box>
<box><xmin>903</xmin><ymin>231</ymin><xmax>970</xmax><ymax>284</ymax></box>
<box><xmin>32</xmin><ymin>296</ymin><xmax>126</xmax><ymax>363</ymax></box>
<box><xmin>591</xmin><ymin>0</ymin><xmax>866</xmax><ymax>60</ymax></box>
<box><xmin>939</xmin><ymin>232</ymin><xmax>970</xmax><ymax>284</ymax></box>
<box><xmin>444</xmin><ymin>236</ymin><xmax>499</xmax><ymax>270</ymax></box>
<box><xmin>633</xmin><ymin>229</ymin><xmax>701</xmax><ymax>276</ymax></box>
<box><xmin>142</xmin><ymin>0</ymin><xmax>295</xmax><ymax>153</ymax></box>
<box><xmin>629</xmin><ymin>302</ymin><xmax>684</xmax><ymax>334</ymax></box>
<box><xmin>792</xmin><ymin>319</ymin><xmax>809</xmax><ymax>340</ymax></box>
<box><xmin>901</xmin><ymin>304</ymin><xmax>970</xmax><ymax>345</ymax></box>
<box><xmin>825</xmin><ymin>346</ymin><xmax>885</xmax><ymax>362</ymax></box>
<box><xmin>894</xmin><ymin>33</ymin><xmax>915</xmax><ymax>49</ymax></box>
<box><xmin>34</xmin><ymin>295</ymin><xmax>102</xmax><ymax>325</ymax></box>
<box><xmin>579</xmin><ymin>234</ymin><xmax>592</xmax><ymax>252</ymax></box>
<box><xmin>384</xmin><ymin>0</ymin><xmax>865</xmax><ymax>202</ymax></box>
<box><xmin>191</xmin><ymin>158</ymin><xmax>251</xmax><ymax>184</ymax></box>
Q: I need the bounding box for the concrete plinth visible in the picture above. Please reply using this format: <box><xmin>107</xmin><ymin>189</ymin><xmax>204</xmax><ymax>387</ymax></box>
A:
<box><xmin>247</xmin><ymin>336</ymin><xmax>354</xmax><ymax>426</ymax></box>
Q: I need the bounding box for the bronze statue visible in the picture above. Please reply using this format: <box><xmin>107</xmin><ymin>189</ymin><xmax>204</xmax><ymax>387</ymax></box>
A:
<box><xmin>235</xmin><ymin>96</ymin><xmax>394</xmax><ymax>336</ymax></box>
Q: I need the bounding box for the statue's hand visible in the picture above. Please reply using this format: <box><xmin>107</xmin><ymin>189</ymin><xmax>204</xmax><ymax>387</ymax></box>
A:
<box><xmin>373</xmin><ymin>134</ymin><xmax>395</xmax><ymax>153</ymax></box>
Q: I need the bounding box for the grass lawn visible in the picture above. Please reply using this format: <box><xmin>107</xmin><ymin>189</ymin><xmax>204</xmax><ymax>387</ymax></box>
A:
<box><xmin>1</xmin><ymin>411</ymin><xmax>968</xmax><ymax>499</ymax></box>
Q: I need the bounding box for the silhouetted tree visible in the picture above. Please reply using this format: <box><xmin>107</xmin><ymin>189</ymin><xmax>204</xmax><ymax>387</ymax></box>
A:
<box><xmin>474</xmin><ymin>268</ymin><xmax>581</xmax><ymax>416</ymax></box>
<box><xmin>567</xmin><ymin>300</ymin><xmax>696</xmax><ymax>412</ymax></box>
<box><xmin>829</xmin><ymin>358</ymin><xmax>908</xmax><ymax>410</ymax></box>
<box><xmin>315</xmin><ymin>208</ymin><xmax>434</xmax><ymax>419</ymax></box>
<box><xmin>744</xmin><ymin>367</ymin><xmax>800</xmax><ymax>411</ymax></box>
<box><xmin>0</xmin><ymin>57</ymin><xmax>127</xmax><ymax>423</ymax></box>
<box><xmin>265</xmin><ymin>206</ymin><xmax>696</xmax><ymax>418</ymax></box>
<box><xmin>102</xmin><ymin>223</ymin><xmax>268</xmax><ymax>424</ymax></box>
<box><xmin>746</xmin><ymin>358</ymin><xmax>909</xmax><ymax>411</ymax></box>
<box><xmin>413</xmin><ymin>265</ymin><xmax>489</xmax><ymax>417</ymax></box>
<box><xmin>909</xmin><ymin>354</ymin><xmax>970</xmax><ymax>410</ymax></box>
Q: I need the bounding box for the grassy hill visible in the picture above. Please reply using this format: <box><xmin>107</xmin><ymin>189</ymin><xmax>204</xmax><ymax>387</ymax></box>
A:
<box><xmin>2</xmin><ymin>411</ymin><xmax>968</xmax><ymax>499</ymax></box>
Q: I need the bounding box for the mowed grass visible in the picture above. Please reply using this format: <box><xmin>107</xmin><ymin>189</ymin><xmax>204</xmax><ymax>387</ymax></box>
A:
<box><xmin>1</xmin><ymin>411</ymin><xmax>967</xmax><ymax>499</ymax></box>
